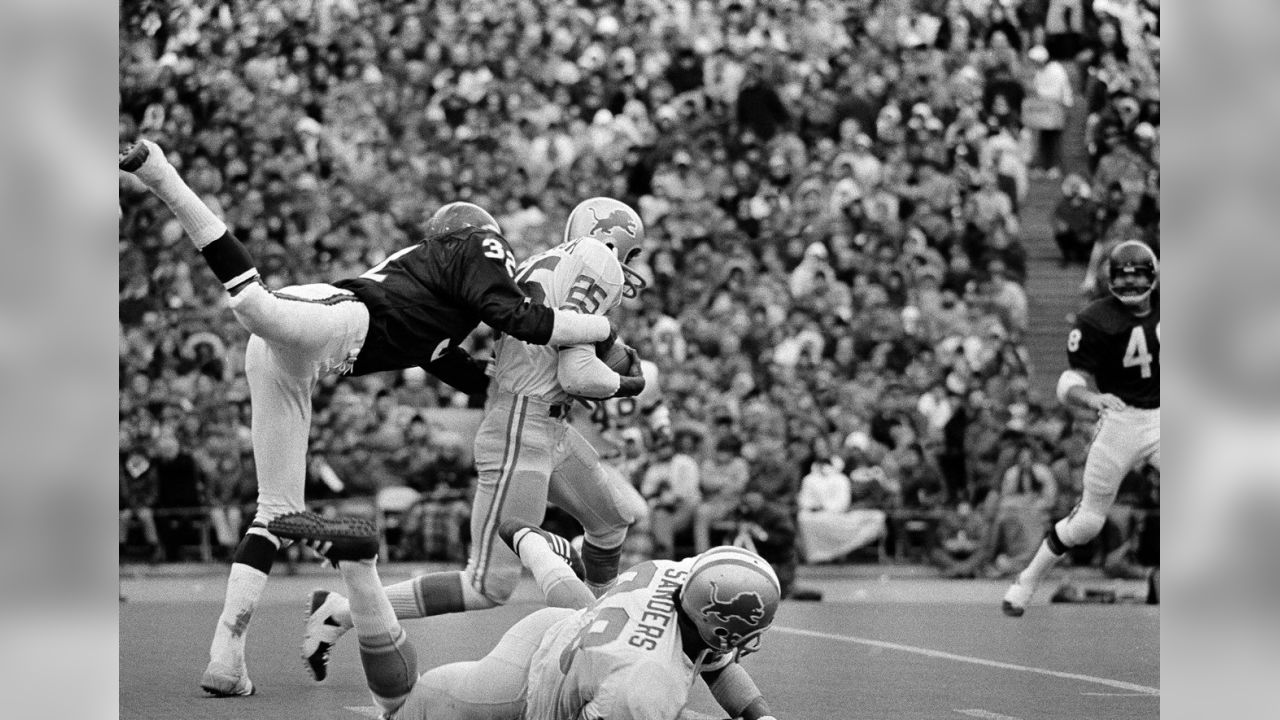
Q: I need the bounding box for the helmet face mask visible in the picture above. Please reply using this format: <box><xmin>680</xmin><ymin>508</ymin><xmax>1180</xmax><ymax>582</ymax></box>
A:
<box><xmin>1107</xmin><ymin>240</ymin><xmax>1158</xmax><ymax>306</ymax></box>
<box><xmin>678</xmin><ymin>546</ymin><xmax>781</xmax><ymax>655</ymax></box>
<box><xmin>564</xmin><ymin>197</ymin><xmax>647</xmax><ymax>298</ymax></box>
<box><xmin>425</xmin><ymin>201</ymin><xmax>501</xmax><ymax>239</ymax></box>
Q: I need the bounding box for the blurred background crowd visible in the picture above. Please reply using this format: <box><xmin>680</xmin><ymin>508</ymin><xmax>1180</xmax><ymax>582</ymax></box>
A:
<box><xmin>118</xmin><ymin>0</ymin><xmax>1159</xmax><ymax>587</ymax></box>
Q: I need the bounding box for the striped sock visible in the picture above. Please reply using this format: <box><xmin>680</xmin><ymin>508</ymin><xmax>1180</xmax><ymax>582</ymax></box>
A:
<box><xmin>338</xmin><ymin>560</ymin><xmax>418</xmax><ymax>714</ymax></box>
<box><xmin>385</xmin><ymin>572</ymin><xmax>468</xmax><ymax>618</ymax></box>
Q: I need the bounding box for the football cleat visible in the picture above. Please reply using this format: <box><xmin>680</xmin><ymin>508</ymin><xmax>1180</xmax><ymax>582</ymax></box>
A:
<box><xmin>498</xmin><ymin>518</ymin><xmax>585</xmax><ymax>579</ymax></box>
<box><xmin>680</xmin><ymin>546</ymin><xmax>781</xmax><ymax>654</ymax></box>
<box><xmin>267</xmin><ymin>511</ymin><xmax>379</xmax><ymax>564</ymax></box>
<box><xmin>118</xmin><ymin>140</ymin><xmax>151</xmax><ymax>172</ymax></box>
<box><xmin>1107</xmin><ymin>240</ymin><xmax>1158</xmax><ymax>305</ymax></box>
<box><xmin>1002</xmin><ymin>580</ymin><xmax>1032</xmax><ymax>617</ymax></box>
<box><xmin>200</xmin><ymin>665</ymin><xmax>255</xmax><ymax>697</ymax></box>
<box><xmin>302</xmin><ymin>589</ymin><xmax>352</xmax><ymax>682</ymax></box>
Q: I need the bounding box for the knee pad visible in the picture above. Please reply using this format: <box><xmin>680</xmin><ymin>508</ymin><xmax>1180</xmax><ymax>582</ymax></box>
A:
<box><xmin>1055</xmin><ymin>508</ymin><xmax>1107</xmax><ymax>548</ymax></box>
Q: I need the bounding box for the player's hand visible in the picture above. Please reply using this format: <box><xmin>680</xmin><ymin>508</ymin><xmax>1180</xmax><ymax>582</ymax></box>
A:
<box><xmin>615</xmin><ymin>370</ymin><xmax>646</xmax><ymax>398</ymax></box>
<box><xmin>1092</xmin><ymin>393</ymin><xmax>1127</xmax><ymax>414</ymax></box>
<box><xmin>620</xmin><ymin>345</ymin><xmax>642</xmax><ymax>377</ymax></box>
<box><xmin>594</xmin><ymin>329</ymin><xmax>618</xmax><ymax>358</ymax></box>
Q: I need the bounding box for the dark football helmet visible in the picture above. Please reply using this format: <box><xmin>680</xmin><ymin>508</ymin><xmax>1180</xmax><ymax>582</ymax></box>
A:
<box><xmin>1107</xmin><ymin>240</ymin><xmax>1158</xmax><ymax>305</ymax></box>
<box><xmin>424</xmin><ymin>201</ymin><xmax>501</xmax><ymax>239</ymax></box>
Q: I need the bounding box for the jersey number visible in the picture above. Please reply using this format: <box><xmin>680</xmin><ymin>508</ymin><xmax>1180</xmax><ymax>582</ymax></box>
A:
<box><xmin>558</xmin><ymin>607</ymin><xmax>629</xmax><ymax>673</ymax></box>
<box><xmin>1067</xmin><ymin>328</ymin><xmax>1081</xmax><ymax>352</ymax></box>
<box><xmin>360</xmin><ymin>245</ymin><xmax>419</xmax><ymax>283</ymax></box>
<box><xmin>482</xmin><ymin>237</ymin><xmax>517</xmax><ymax>277</ymax></box>
<box><xmin>1123</xmin><ymin>326</ymin><xmax>1154</xmax><ymax>379</ymax></box>
<box><xmin>563</xmin><ymin>274</ymin><xmax>608</xmax><ymax>315</ymax></box>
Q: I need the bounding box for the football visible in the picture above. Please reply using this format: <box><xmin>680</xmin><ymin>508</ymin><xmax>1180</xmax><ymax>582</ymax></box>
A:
<box><xmin>603</xmin><ymin>341</ymin><xmax>635</xmax><ymax>375</ymax></box>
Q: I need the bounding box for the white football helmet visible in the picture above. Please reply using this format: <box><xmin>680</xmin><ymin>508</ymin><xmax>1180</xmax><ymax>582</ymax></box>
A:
<box><xmin>679</xmin><ymin>546</ymin><xmax>781</xmax><ymax>654</ymax></box>
<box><xmin>564</xmin><ymin>197</ymin><xmax>647</xmax><ymax>298</ymax></box>
<box><xmin>552</xmin><ymin>236</ymin><xmax>626</xmax><ymax>315</ymax></box>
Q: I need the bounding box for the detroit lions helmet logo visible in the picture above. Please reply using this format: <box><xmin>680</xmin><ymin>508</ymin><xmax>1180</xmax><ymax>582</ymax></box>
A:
<box><xmin>700</xmin><ymin>580</ymin><xmax>767</xmax><ymax>627</ymax></box>
<box><xmin>588</xmin><ymin>208</ymin><xmax>638</xmax><ymax>239</ymax></box>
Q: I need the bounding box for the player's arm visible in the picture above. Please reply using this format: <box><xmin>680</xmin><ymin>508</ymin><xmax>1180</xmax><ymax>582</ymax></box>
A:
<box><xmin>1059</xmin><ymin>320</ymin><xmax>1125</xmax><ymax>413</ymax></box>
<box><xmin>702</xmin><ymin>662</ymin><xmax>778</xmax><ymax>720</ymax></box>
<box><xmin>421</xmin><ymin>345</ymin><xmax>490</xmax><ymax>396</ymax></box>
<box><xmin>459</xmin><ymin>232</ymin><xmax>612</xmax><ymax>346</ymax></box>
<box><xmin>557</xmin><ymin>345</ymin><xmax>623</xmax><ymax>399</ymax></box>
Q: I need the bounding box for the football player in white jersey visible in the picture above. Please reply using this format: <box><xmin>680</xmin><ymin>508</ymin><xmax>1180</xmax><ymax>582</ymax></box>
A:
<box><xmin>299</xmin><ymin>199</ymin><xmax>654</xmax><ymax>681</ymax></box>
<box><xmin>268</xmin><ymin>510</ymin><xmax>783</xmax><ymax>720</ymax></box>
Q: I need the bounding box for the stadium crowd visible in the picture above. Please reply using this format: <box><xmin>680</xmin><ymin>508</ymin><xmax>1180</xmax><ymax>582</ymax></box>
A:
<box><xmin>119</xmin><ymin>0</ymin><xmax>1159</xmax><ymax>583</ymax></box>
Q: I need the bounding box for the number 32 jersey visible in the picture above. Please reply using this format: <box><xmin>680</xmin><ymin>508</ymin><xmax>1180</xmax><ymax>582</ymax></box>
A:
<box><xmin>332</xmin><ymin>229</ymin><xmax>556</xmax><ymax>375</ymax></box>
<box><xmin>1068</xmin><ymin>295</ymin><xmax>1160</xmax><ymax>409</ymax></box>
<box><xmin>524</xmin><ymin>558</ymin><xmax>733</xmax><ymax>720</ymax></box>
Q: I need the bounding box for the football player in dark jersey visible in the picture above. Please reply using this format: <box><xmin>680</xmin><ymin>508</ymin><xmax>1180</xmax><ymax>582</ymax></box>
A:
<box><xmin>120</xmin><ymin>139</ymin><xmax>614</xmax><ymax>696</ymax></box>
<box><xmin>1003</xmin><ymin>240</ymin><xmax>1160</xmax><ymax>616</ymax></box>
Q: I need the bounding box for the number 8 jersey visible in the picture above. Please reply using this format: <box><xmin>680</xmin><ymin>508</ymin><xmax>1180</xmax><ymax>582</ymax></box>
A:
<box><xmin>1068</xmin><ymin>294</ymin><xmax>1160</xmax><ymax>408</ymax></box>
<box><xmin>524</xmin><ymin>558</ymin><xmax>734</xmax><ymax>720</ymax></box>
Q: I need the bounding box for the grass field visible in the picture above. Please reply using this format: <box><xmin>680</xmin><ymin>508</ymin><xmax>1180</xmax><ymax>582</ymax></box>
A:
<box><xmin>119</xmin><ymin>563</ymin><xmax>1158</xmax><ymax>720</ymax></box>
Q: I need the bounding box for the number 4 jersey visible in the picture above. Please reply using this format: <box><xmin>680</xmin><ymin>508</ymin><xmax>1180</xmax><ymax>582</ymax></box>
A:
<box><xmin>523</xmin><ymin>558</ymin><xmax>733</xmax><ymax>720</ymax></box>
<box><xmin>1068</xmin><ymin>295</ymin><xmax>1160</xmax><ymax>408</ymax></box>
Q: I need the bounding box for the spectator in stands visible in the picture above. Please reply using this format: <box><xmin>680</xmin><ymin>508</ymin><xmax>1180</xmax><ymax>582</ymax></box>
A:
<box><xmin>403</xmin><ymin>438</ymin><xmax>474</xmax><ymax>562</ymax></box>
<box><xmin>120</xmin><ymin>447</ymin><xmax>161</xmax><ymax>562</ymax></box>
<box><xmin>693</xmin><ymin>434</ymin><xmax>750</xmax><ymax>553</ymax></box>
<box><xmin>986</xmin><ymin>440</ymin><xmax>1059</xmax><ymax>577</ymax></box>
<box><xmin>930</xmin><ymin>494</ymin><xmax>993</xmax><ymax>578</ymax></box>
<box><xmin>640</xmin><ymin>437</ymin><xmax>701</xmax><ymax>560</ymax></box>
<box><xmin>1023</xmin><ymin>45</ymin><xmax>1074</xmax><ymax>178</ymax></box>
<box><xmin>797</xmin><ymin>457</ymin><xmax>886</xmax><ymax>564</ymax></box>
<box><xmin>150</xmin><ymin>431</ymin><xmax>207</xmax><ymax>561</ymax></box>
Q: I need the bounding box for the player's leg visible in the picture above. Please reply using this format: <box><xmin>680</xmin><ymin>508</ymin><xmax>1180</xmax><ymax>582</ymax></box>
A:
<box><xmin>497</xmin><ymin>518</ymin><xmax>594</xmax><ymax>610</ymax></box>
<box><xmin>120</xmin><ymin>140</ymin><xmax>260</xmax><ymax>296</ymax></box>
<box><xmin>268</xmin><ymin>512</ymin><xmax>420</xmax><ymax>717</ymax></box>
<box><xmin>303</xmin><ymin>401</ymin><xmax>554</xmax><ymax>679</ymax></box>
<box><xmin>548</xmin><ymin>429</ymin><xmax>639</xmax><ymax>596</ymax></box>
<box><xmin>121</xmin><ymin>140</ymin><xmax>370</xmax><ymax>355</ymax></box>
<box><xmin>395</xmin><ymin>607</ymin><xmax>573</xmax><ymax>720</ymax></box>
<box><xmin>1003</xmin><ymin>412</ymin><xmax>1143</xmax><ymax>616</ymax></box>
<box><xmin>200</xmin><ymin>335</ymin><xmax>317</xmax><ymax>695</ymax></box>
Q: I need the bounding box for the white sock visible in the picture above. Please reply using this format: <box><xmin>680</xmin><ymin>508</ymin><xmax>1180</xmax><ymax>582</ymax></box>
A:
<box><xmin>1018</xmin><ymin>540</ymin><xmax>1063</xmax><ymax>591</ymax></box>
<box><xmin>134</xmin><ymin>146</ymin><xmax>227</xmax><ymax>249</ymax></box>
<box><xmin>209</xmin><ymin>563</ymin><xmax>267</xmax><ymax>669</ymax></box>
<box><xmin>338</xmin><ymin>560</ymin><xmax>398</xmax><ymax>641</ymax></box>
<box><xmin>517</xmin><ymin>532</ymin><xmax>595</xmax><ymax>610</ymax></box>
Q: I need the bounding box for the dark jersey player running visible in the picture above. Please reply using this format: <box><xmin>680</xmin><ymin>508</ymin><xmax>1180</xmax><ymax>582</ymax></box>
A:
<box><xmin>1003</xmin><ymin>240</ymin><xmax>1160</xmax><ymax>616</ymax></box>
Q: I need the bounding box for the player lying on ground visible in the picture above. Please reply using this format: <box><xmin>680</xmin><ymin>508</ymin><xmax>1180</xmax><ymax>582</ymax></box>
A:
<box><xmin>1003</xmin><ymin>240</ymin><xmax>1160</xmax><ymax>616</ymax></box>
<box><xmin>300</xmin><ymin>198</ymin><xmax>654</xmax><ymax>681</ymax></box>
<box><xmin>269</xmin><ymin>509</ymin><xmax>783</xmax><ymax>720</ymax></box>
<box><xmin>119</xmin><ymin>139</ymin><xmax>615</xmax><ymax>696</ymax></box>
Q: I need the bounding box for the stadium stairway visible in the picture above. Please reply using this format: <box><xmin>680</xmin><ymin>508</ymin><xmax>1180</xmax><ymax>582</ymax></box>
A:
<box><xmin>1021</xmin><ymin>66</ymin><xmax>1094</xmax><ymax>402</ymax></box>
